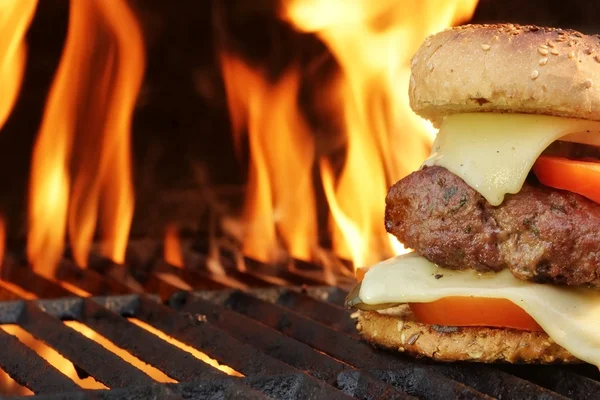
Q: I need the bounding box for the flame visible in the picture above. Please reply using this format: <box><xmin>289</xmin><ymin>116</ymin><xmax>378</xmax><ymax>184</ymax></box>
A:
<box><xmin>281</xmin><ymin>0</ymin><xmax>477</xmax><ymax>268</ymax></box>
<box><xmin>27</xmin><ymin>0</ymin><xmax>144</xmax><ymax>277</ymax></box>
<box><xmin>164</xmin><ymin>224</ymin><xmax>184</xmax><ymax>268</ymax></box>
<box><xmin>129</xmin><ymin>318</ymin><xmax>243</xmax><ymax>376</ymax></box>
<box><xmin>319</xmin><ymin>159</ymin><xmax>364</xmax><ymax>265</ymax></box>
<box><xmin>221</xmin><ymin>56</ymin><xmax>317</xmax><ymax>263</ymax></box>
<box><xmin>0</xmin><ymin>0</ymin><xmax>37</xmax><ymax>129</ymax></box>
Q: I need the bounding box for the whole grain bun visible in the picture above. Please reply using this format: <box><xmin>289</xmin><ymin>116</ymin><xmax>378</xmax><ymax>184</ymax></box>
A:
<box><xmin>355</xmin><ymin>306</ymin><xmax>579</xmax><ymax>364</ymax></box>
<box><xmin>409</xmin><ymin>24</ymin><xmax>600</xmax><ymax>126</ymax></box>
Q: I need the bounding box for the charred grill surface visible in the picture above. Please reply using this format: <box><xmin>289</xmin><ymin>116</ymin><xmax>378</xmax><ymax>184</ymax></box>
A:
<box><xmin>0</xmin><ymin>287</ymin><xmax>596</xmax><ymax>399</ymax></box>
<box><xmin>0</xmin><ymin>245</ymin><xmax>595</xmax><ymax>399</ymax></box>
<box><xmin>385</xmin><ymin>166</ymin><xmax>600</xmax><ymax>287</ymax></box>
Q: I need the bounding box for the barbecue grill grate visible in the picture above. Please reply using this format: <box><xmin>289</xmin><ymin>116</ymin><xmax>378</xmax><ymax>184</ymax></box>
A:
<box><xmin>0</xmin><ymin>243</ymin><xmax>598</xmax><ymax>399</ymax></box>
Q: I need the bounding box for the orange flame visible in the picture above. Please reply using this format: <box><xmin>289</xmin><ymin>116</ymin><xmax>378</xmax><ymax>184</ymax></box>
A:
<box><xmin>28</xmin><ymin>0</ymin><xmax>144</xmax><ymax>277</ymax></box>
<box><xmin>164</xmin><ymin>224</ymin><xmax>184</xmax><ymax>268</ymax></box>
<box><xmin>0</xmin><ymin>0</ymin><xmax>37</xmax><ymax>129</ymax></box>
<box><xmin>221</xmin><ymin>1</ymin><xmax>477</xmax><ymax>270</ymax></box>
<box><xmin>282</xmin><ymin>0</ymin><xmax>478</xmax><ymax>268</ymax></box>
<box><xmin>221</xmin><ymin>56</ymin><xmax>317</xmax><ymax>263</ymax></box>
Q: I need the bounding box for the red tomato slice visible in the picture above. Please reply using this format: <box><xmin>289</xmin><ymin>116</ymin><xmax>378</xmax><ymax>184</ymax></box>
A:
<box><xmin>533</xmin><ymin>156</ymin><xmax>600</xmax><ymax>204</ymax></box>
<box><xmin>409</xmin><ymin>297</ymin><xmax>543</xmax><ymax>332</ymax></box>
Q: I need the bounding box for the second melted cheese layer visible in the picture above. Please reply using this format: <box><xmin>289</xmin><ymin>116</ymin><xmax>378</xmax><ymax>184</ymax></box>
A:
<box><xmin>423</xmin><ymin>113</ymin><xmax>600</xmax><ymax>205</ymax></box>
<box><xmin>359</xmin><ymin>253</ymin><xmax>600</xmax><ymax>367</ymax></box>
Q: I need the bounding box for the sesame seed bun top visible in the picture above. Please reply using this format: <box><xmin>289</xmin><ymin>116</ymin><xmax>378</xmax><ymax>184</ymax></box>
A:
<box><xmin>409</xmin><ymin>24</ymin><xmax>600</xmax><ymax>126</ymax></box>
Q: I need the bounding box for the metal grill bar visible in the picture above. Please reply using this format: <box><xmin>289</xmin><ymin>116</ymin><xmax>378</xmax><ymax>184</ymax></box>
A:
<box><xmin>324</xmin><ymin>287</ymin><xmax>350</xmax><ymax>306</ymax></box>
<box><xmin>234</xmin><ymin>255</ymin><xmax>330</xmax><ymax>287</ymax></box>
<box><xmin>144</xmin><ymin>274</ymin><xmax>189</xmax><ymax>301</ymax></box>
<box><xmin>107</xmin><ymin>295</ymin><xmax>354</xmax><ymax>399</ymax></box>
<box><xmin>154</xmin><ymin>261</ymin><xmax>229</xmax><ymax>290</ymax></box>
<box><xmin>429</xmin><ymin>364</ymin><xmax>569</xmax><ymax>400</ymax></box>
<box><xmin>17</xmin><ymin>301</ymin><xmax>154</xmax><ymax>388</ymax></box>
<box><xmin>0</xmin><ymin>328</ymin><xmax>80</xmax><ymax>394</ymax></box>
<box><xmin>76</xmin><ymin>298</ymin><xmax>227</xmax><ymax>382</ymax></box>
<box><xmin>277</xmin><ymin>289</ymin><xmax>560</xmax><ymax>398</ymax></box>
<box><xmin>498</xmin><ymin>365</ymin><xmax>600</xmax><ymax>399</ymax></box>
<box><xmin>55</xmin><ymin>261</ymin><xmax>131</xmax><ymax>296</ymax></box>
<box><xmin>276</xmin><ymin>289</ymin><xmax>570</xmax><ymax>400</ymax></box>
<box><xmin>0</xmin><ymin>260</ymin><xmax>595</xmax><ymax>399</ymax></box>
<box><xmin>190</xmin><ymin>243</ymin><xmax>279</xmax><ymax>288</ymax></box>
<box><xmin>1</xmin><ymin>265</ymin><xmax>71</xmax><ymax>298</ymax></box>
<box><xmin>222</xmin><ymin>291</ymin><xmax>491</xmax><ymax>399</ymax></box>
<box><xmin>172</xmin><ymin>293</ymin><xmax>416</xmax><ymax>400</ymax></box>
<box><xmin>276</xmin><ymin>289</ymin><xmax>356</xmax><ymax>335</ymax></box>
<box><xmin>28</xmin><ymin>378</ymin><xmax>270</xmax><ymax>400</ymax></box>
<box><xmin>0</xmin><ymin>286</ymin><xmax>24</xmax><ymax>301</ymax></box>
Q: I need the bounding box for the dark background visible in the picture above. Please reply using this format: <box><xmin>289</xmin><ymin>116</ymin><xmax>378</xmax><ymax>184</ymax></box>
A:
<box><xmin>0</xmin><ymin>0</ymin><xmax>598</xmax><ymax>239</ymax></box>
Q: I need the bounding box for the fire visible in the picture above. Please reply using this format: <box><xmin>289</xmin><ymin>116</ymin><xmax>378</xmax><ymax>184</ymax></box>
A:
<box><xmin>164</xmin><ymin>224</ymin><xmax>184</xmax><ymax>268</ymax></box>
<box><xmin>0</xmin><ymin>0</ymin><xmax>37</xmax><ymax>129</ymax></box>
<box><xmin>289</xmin><ymin>0</ymin><xmax>477</xmax><ymax>268</ymax></box>
<box><xmin>220</xmin><ymin>0</ymin><xmax>477</xmax><ymax>269</ymax></box>
<box><xmin>221</xmin><ymin>56</ymin><xmax>317</xmax><ymax>263</ymax></box>
<box><xmin>27</xmin><ymin>0</ymin><xmax>144</xmax><ymax>277</ymax></box>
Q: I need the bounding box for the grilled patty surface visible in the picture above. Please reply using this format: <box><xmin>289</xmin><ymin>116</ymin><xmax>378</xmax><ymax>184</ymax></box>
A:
<box><xmin>385</xmin><ymin>166</ymin><xmax>600</xmax><ymax>287</ymax></box>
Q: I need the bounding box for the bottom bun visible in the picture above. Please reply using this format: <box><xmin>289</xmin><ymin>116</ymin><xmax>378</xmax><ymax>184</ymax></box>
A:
<box><xmin>355</xmin><ymin>306</ymin><xmax>579</xmax><ymax>364</ymax></box>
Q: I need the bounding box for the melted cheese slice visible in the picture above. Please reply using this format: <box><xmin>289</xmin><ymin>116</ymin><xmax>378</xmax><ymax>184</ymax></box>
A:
<box><xmin>423</xmin><ymin>113</ymin><xmax>600</xmax><ymax>205</ymax></box>
<box><xmin>359</xmin><ymin>253</ymin><xmax>600</xmax><ymax>367</ymax></box>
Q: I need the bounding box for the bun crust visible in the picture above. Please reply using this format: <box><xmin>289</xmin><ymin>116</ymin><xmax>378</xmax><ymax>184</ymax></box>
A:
<box><xmin>356</xmin><ymin>306</ymin><xmax>578</xmax><ymax>364</ymax></box>
<box><xmin>410</xmin><ymin>24</ymin><xmax>600</xmax><ymax>126</ymax></box>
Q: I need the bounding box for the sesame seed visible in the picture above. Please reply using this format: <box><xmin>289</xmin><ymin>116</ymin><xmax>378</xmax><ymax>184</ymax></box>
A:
<box><xmin>584</xmin><ymin>79</ymin><xmax>593</xmax><ymax>89</ymax></box>
<box><xmin>538</xmin><ymin>47</ymin><xmax>549</xmax><ymax>55</ymax></box>
<box><xmin>425</xmin><ymin>40</ymin><xmax>431</xmax><ymax>48</ymax></box>
<box><xmin>481</xmin><ymin>44</ymin><xmax>491</xmax><ymax>51</ymax></box>
<box><xmin>407</xmin><ymin>333</ymin><xmax>420</xmax><ymax>345</ymax></box>
<box><xmin>427</xmin><ymin>62</ymin><xmax>434</xmax><ymax>72</ymax></box>
<box><xmin>568</xmin><ymin>51</ymin><xmax>576</xmax><ymax>59</ymax></box>
<box><xmin>539</xmin><ymin>57</ymin><xmax>548</xmax><ymax>66</ymax></box>
<box><xmin>547</xmin><ymin>41</ymin><xmax>555</xmax><ymax>48</ymax></box>
<box><xmin>595</xmin><ymin>55</ymin><xmax>600</xmax><ymax>63</ymax></box>
<box><xmin>539</xmin><ymin>44</ymin><xmax>548</xmax><ymax>50</ymax></box>
<box><xmin>531</xmin><ymin>70</ymin><xmax>539</xmax><ymax>80</ymax></box>
<box><xmin>550</xmin><ymin>48</ymin><xmax>559</xmax><ymax>55</ymax></box>
<box><xmin>586</xmin><ymin>48</ymin><xmax>595</xmax><ymax>55</ymax></box>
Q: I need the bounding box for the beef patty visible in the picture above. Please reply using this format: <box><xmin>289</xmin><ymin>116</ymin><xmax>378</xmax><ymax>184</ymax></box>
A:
<box><xmin>385</xmin><ymin>166</ymin><xmax>600</xmax><ymax>287</ymax></box>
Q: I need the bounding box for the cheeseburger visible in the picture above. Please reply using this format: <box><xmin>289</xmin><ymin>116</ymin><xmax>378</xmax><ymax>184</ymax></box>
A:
<box><xmin>346</xmin><ymin>24</ymin><xmax>600</xmax><ymax>366</ymax></box>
